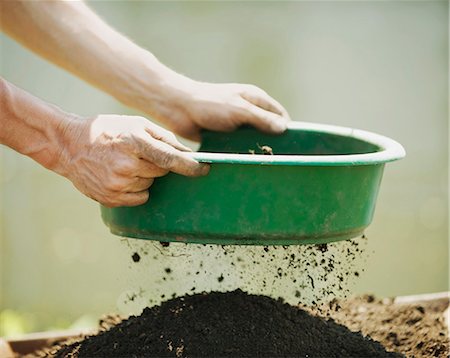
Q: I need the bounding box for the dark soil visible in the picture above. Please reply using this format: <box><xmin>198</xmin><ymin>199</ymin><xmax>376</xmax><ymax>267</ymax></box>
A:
<box><xmin>312</xmin><ymin>294</ymin><xmax>449</xmax><ymax>358</ymax></box>
<box><xmin>54</xmin><ymin>290</ymin><xmax>399</xmax><ymax>358</ymax></box>
<box><xmin>131</xmin><ymin>252</ymin><xmax>140</xmax><ymax>262</ymax></box>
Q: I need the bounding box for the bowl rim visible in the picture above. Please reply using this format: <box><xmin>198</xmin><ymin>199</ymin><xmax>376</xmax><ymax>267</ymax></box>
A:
<box><xmin>188</xmin><ymin>121</ymin><xmax>406</xmax><ymax>166</ymax></box>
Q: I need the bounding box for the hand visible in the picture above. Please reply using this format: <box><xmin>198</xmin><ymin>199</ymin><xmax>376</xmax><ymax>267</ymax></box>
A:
<box><xmin>57</xmin><ymin>115</ymin><xmax>209</xmax><ymax>208</ymax></box>
<box><xmin>136</xmin><ymin>75</ymin><xmax>291</xmax><ymax>142</ymax></box>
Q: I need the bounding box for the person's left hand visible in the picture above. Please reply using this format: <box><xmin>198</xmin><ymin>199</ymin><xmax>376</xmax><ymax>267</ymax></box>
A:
<box><xmin>56</xmin><ymin>114</ymin><xmax>209</xmax><ymax>207</ymax></box>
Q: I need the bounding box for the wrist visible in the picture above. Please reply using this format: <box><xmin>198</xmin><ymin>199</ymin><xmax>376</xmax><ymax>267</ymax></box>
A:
<box><xmin>115</xmin><ymin>50</ymin><xmax>196</xmax><ymax>121</ymax></box>
<box><xmin>0</xmin><ymin>79</ymin><xmax>84</xmax><ymax>174</ymax></box>
<box><xmin>50</xmin><ymin>113</ymin><xmax>87</xmax><ymax>178</ymax></box>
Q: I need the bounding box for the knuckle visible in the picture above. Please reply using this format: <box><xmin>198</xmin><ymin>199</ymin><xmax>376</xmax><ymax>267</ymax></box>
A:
<box><xmin>158</xmin><ymin>150</ymin><xmax>176</xmax><ymax>169</ymax></box>
<box><xmin>138</xmin><ymin>178</ymin><xmax>153</xmax><ymax>190</ymax></box>
<box><xmin>114</xmin><ymin>161</ymin><xmax>136</xmax><ymax>176</ymax></box>
<box><xmin>105</xmin><ymin>178</ymin><xmax>125</xmax><ymax>192</ymax></box>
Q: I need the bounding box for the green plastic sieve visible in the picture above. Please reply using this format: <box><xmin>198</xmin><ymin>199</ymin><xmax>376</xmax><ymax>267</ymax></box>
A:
<box><xmin>101</xmin><ymin>121</ymin><xmax>405</xmax><ymax>245</ymax></box>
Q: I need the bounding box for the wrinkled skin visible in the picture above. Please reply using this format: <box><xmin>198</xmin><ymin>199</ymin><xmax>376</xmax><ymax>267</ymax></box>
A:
<box><xmin>60</xmin><ymin>115</ymin><xmax>210</xmax><ymax>208</ymax></box>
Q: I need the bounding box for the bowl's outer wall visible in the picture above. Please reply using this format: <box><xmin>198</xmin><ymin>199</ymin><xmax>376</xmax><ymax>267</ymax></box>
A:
<box><xmin>101</xmin><ymin>164</ymin><xmax>385</xmax><ymax>245</ymax></box>
<box><xmin>101</xmin><ymin>127</ymin><xmax>388</xmax><ymax>245</ymax></box>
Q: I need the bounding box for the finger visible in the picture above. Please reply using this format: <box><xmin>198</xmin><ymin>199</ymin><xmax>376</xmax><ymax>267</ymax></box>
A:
<box><xmin>140</xmin><ymin>136</ymin><xmax>210</xmax><ymax>177</ymax></box>
<box><xmin>240</xmin><ymin>85</ymin><xmax>291</xmax><ymax>119</ymax></box>
<box><xmin>240</xmin><ymin>102</ymin><xmax>288</xmax><ymax>134</ymax></box>
<box><xmin>137</xmin><ymin>160</ymin><xmax>169</xmax><ymax>178</ymax></box>
<box><xmin>145</xmin><ymin>123</ymin><xmax>192</xmax><ymax>152</ymax></box>
<box><xmin>119</xmin><ymin>191</ymin><xmax>150</xmax><ymax>207</ymax></box>
<box><xmin>101</xmin><ymin>191</ymin><xmax>150</xmax><ymax>208</ymax></box>
<box><xmin>126</xmin><ymin>177</ymin><xmax>154</xmax><ymax>193</ymax></box>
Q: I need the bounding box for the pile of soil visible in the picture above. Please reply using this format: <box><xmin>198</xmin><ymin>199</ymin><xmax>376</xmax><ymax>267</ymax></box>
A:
<box><xmin>316</xmin><ymin>294</ymin><xmax>449</xmax><ymax>357</ymax></box>
<box><xmin>53</xmin><ymin>290</ymin><xmax>399</xmax><ymax>358</ymax></box>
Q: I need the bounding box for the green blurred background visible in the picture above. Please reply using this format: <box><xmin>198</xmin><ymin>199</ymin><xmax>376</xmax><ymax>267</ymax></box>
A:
<box><xmin>1</xmin><ymin>1</ymin><xmax>448</xmax><ymax>336</ymax></box>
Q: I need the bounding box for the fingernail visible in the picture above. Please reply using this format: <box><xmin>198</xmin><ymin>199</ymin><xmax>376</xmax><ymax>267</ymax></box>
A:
<box><xmin>199</xmin><ymin>163</ymin><xmax>210</xmax><ymax>176</ymax></box>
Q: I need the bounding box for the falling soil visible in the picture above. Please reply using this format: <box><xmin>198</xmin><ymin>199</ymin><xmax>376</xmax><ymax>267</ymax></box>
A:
<box><xmin>122</xmin><ymin>237</ymin><xmax>369</xmax><ymax>310</ymax></box>
<box><xmin>131</xmin><ymin>252</ymin><xmax>140</xmax><ymax>263</ymax></box>
<box><xmin>53</xmin><ymin>290</ymin><xmax>399</xmax><ymax>358</ymax></box>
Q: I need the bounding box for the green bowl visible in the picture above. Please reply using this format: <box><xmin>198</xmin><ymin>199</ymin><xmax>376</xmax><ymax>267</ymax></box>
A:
<box><xmin>101</xmin><ymin>122</ymin><xmax>405</xmax><ymax>245</ymax></box>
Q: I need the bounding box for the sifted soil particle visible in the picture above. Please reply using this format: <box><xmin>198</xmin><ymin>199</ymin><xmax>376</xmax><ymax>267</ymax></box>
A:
<box><xmin>54</xmin><ymin>290</ymin><xmax>399</xmax><ymax>358</ymax></box>
<box><xmin>131</xmin><ymin>252</ymin><xmax>140</xmax><ymax>263</ymax></box>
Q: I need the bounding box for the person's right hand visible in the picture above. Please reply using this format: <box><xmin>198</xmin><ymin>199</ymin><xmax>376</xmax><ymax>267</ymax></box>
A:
<box><xmin>124</xmin><ymin>73</ymin><xmax>291</xmax><ymax>142</ymax></box>
<box><xmin>57</xmin><ymin>115</ymin><xmax>209</xmax><ymax>208</ymax></box>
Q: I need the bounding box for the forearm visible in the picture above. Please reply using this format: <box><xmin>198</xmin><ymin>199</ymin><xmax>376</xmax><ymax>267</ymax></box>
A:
<box><xmin>0</xmin><ymin>1</ymin><xmax>183</xmax><ymax>120</ymax></box>
<box><xmin>1</xmin><ymin>1</ymin><xmax>289</xmax><ymax>142</ymax></box>
<box><xmin>0</xmin><ymin>78</ymin><xmax>74</xmax><ymax>172</ymax></box>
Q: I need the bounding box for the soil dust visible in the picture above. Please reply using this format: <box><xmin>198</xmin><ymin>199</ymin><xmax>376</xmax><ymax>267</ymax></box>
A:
<box><xmin>117</xmin><ymin>236</ymin><xmax>369</xmax><ymax>315</ymax></box>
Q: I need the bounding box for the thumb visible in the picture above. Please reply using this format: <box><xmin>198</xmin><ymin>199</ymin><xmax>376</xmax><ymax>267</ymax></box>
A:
<box><xmin>139</xmin><ymin>134</ymin><xmax>209</xmax><ymax>177</ymax></box>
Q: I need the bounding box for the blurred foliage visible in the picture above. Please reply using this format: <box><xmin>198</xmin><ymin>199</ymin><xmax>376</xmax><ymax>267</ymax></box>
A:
<box><xmin>0</xmin><ymin>310</ymin><xmax>36</xmax><ymax>337</ymax></box>
<box><xmin>0</xmin><ymin>309</ymin><xmax>97</xmax><ymax>338</ymax></box>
